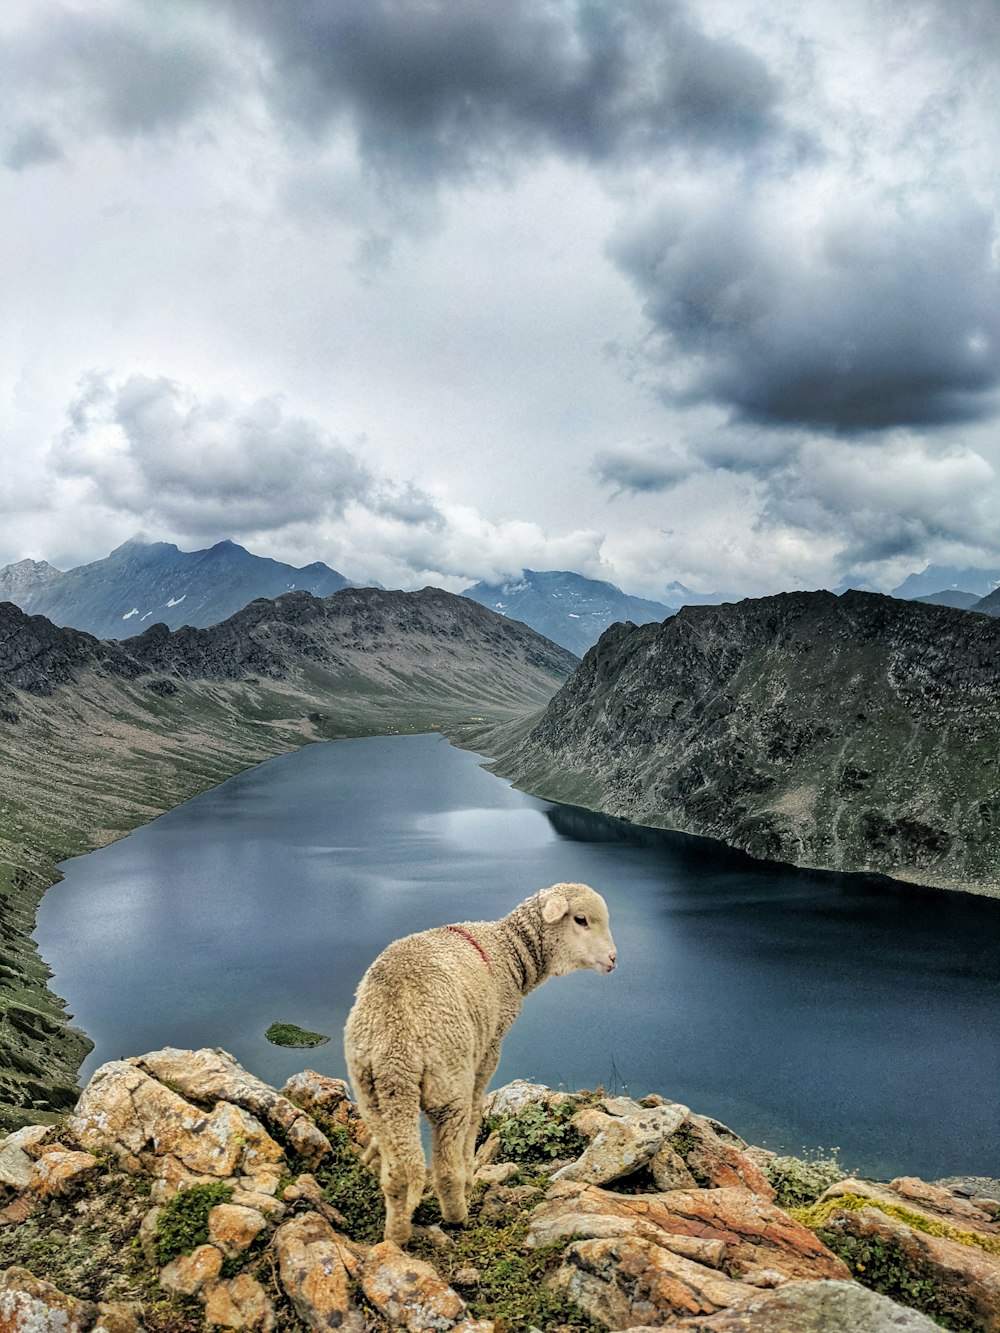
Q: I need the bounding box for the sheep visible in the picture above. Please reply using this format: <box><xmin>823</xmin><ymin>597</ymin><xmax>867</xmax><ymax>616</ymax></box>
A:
<box><xmin>343</xmin><ymin>881</ymin><xmax>617</xmax><ymax>1245</ymax></box>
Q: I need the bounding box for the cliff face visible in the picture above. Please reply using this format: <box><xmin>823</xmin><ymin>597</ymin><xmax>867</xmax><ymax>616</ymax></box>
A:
<box><xmin>485</xmin><ymin>590</ymin><xmax>1000</xmax><ymax>896</ymax></box>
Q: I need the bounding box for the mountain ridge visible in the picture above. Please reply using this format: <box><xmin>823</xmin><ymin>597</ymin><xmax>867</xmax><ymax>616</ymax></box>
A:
<box><xmin>479</xmin><ymin>589</ymin><xmax>1000</xmax><ymax>896</ymax></box>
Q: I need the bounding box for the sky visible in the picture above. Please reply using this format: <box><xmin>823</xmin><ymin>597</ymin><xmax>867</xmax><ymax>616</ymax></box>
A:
<box><xmin>3</xmin><ymin>0</ymin><xmax>1000</xmax><ymax>600</ymax></box>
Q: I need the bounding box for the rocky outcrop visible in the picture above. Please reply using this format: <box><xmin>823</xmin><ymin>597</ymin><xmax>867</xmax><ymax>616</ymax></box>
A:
<box><xmin>485</xmin><ymin>590</ymin><xmax>1000</xmax><ymax>895</ymax></box>
<box><xmin>2</xmin><ymin>1050</ymin><xmax>994</xmax><ymax>1330</ymax></box>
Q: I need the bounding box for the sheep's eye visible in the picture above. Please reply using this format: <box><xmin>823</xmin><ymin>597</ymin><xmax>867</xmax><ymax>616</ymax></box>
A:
<box><xmin>574</xmin><ymin>914</ymin><xmax>589</xmax><ymax>927</ymax></box>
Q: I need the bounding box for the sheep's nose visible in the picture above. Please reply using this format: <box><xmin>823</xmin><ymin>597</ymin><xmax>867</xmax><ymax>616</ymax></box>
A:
<box><xmin>607</xmin><ymin>951</ymin><xmax>617</xmax><ymax>971</ymax></box>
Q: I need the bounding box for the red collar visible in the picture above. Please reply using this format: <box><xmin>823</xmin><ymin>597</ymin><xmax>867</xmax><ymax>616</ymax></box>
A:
<box><xmin>447</xmin><ymin>924</ymin><xmax>492</xmax><ymax>972</ymax></box>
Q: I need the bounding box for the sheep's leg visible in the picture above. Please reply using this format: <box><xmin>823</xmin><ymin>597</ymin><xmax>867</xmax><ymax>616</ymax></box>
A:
<box><xmin>464</xmin><ymin>1047</ymin><xmax>501</xmax><ymax>1190</ymax></box>
<box><xmin>351</xmin><ymin>1061</ymin><xmax>425</xmax><ymax>1245</ymax></box>
<box><xmin>425</xmin><ymin>1079</ymin><xmax>475</xmax><ymax>1226</ymax></box>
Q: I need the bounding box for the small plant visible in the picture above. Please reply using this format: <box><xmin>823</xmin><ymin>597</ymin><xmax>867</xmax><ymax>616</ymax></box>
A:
<box><xmin>312</xmin><ymin>1124</ymin><xmax>385</xmax><ymax>1243</ymax></box>
<box><xmin>154</xmin><ymin>1182</ymin><xmax>233</xmax><ymax>1267</ymax></box>
<box><xmin>489</xmin><ymin>1099</ymin><xmax>588</xmax><ymax>1165</ymax></box>
<box><xmin>765</xmin><ymin>1150</ymin><xmax>845</xmax><ymax>1208</ymax></box>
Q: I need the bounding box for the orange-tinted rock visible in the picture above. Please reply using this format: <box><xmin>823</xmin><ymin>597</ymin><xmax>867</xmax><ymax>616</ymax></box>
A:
<box><xmin>682</xmin><ymin>1117</ymin><xmax>776</xmax><ymax>1199</ymax></box>
<box><xmin>361</xmin><ymin>1241</ymin><xmax>467</xmax><ymax>1330</ymax></box>
<box><xmin>274</xmin><ymin>1210</ymin><xmax>364</xmax><ymax>1333</ymax></box>
<box><xmin>158</xmin><ymin>1243</ymin><xmax>223</xmax><ymax>1298</ymax></box>
<box><xmin>204</xmin><ymin>1273</ymin><xmax>277</xmax><ymax>1330</ymax></box>
<box><xmin>29</xmin><ymin>1150</ymin><xmax>99</xmax><ymax>1199</ymax></box>
<box><xmin>207</xmin><ymin>1203</ymin><xmax>268</xmax><ymax>1258</ymax></box>
<box><xmin>548</xmin><ymin>1234</ymin><xmax>747</xmax><ymax>1327</ymax></box>
<box><xmin>659</xmin><ymin>1278</ymin><xmax>943</xmax><ymax>1331</ymax></box>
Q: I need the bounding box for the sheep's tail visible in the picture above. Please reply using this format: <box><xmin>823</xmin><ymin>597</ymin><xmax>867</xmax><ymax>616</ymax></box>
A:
<box><xmin>353</xmin><ymin>1056</ymin><xmax>426</xmax><ymax>1245</ymax></box>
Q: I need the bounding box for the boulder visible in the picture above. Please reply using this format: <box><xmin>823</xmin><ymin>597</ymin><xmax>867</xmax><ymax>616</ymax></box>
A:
<box><xmin>680</xmin><ymin>1117</ymin><xmax>776</xmax><ymax>1199</ymax></box>
<box><xmin>659</xmin><ymin>1277</ymin><xmax>944</xmax><ymax>1330</ymax></box>
<box><xmin>528</xmin><ymin>1181</ymin><xmax>850</xmax><ymax>1283</ymax></box>
<box><xmin>482</xmin><ymin>1080</ymin><xmax>569</xmax><ymax>1119</ymax></box>
<box><xmin>553</xmin><ymin>1102</ymin><xmax>687</xmax><ymax>1186</ymax></box>
<box><xmin>203</xmin><ymin>1273</ymin><xmax>276</xmax><ymax>1331</ymax></box>
<box><xmin>0</xmin><ymin>1268</ymin><xmax>97</xmax><ymax>1332</ymax></box>
<box><xmin>135</xmin><ymin>1047</ymin><xmax>331</xmax><ymax>1167</ymax></box>
<box><xmin>29</xmin><ymin>1150</ymin><xmax>99</xmax><ymax>1200</ymax></box>
<box><xmin>158</xmin><ymin>1244</ymin><xmax>223</xmax><ymax>1298</ymax></box>
<box><xmin>68</xmin><ymin>1060</ymin><xmax>285</xmax><ymax>1190</ymax></box>
<box><xmin>273</xmin><ymin>1210</ymin><xmax>364</xmax><ymax>1333</ymax></box>
<box><xmin>0</xmin><ymin>1126</ymin><xmax>49</xmax><ymax>1191</ymax></box>
<box><xmin>207</xmin><ymin>1204</ymin><xmax>268</xmax><ymax>1259</ymax></box>
<box><xmin>547</xmin><ymin>1234</ymin><xmax>748</xmax><ymax>1327</ymax></box>
<box><xmin>361</xmin><ymin>1240</ymin><xmax>468</xmax><ymax>1331</ymax></box>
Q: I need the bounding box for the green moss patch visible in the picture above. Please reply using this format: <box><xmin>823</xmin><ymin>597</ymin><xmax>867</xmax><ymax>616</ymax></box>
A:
<box><xmin>264</xmin><ymin>1021</ymin><xmax>330</xmax><ymax>1048</ymax></box>
<box><xmin>764</xmin><ymin>1152</ymin><xmax>846</xmax><ymax>1208</ymax></box>
<box><xmin>313</xmin><ymin>1124</ymin><xmax>386</xmax><ymax>1243</ymax></box>
<box><xmin>154</xmin><ymin>1182</ymin><xmax>233</xmax><ymax>1266</ymax></box>
<box><xmin>484</xmin><ymin>1097</ymin><xmax>589</xmax><ymax>1165</ymax></box>
<box><xmin>796</xmin><ymin>1192</ymin><xmax>1000</xmax><ymax>1257</ymax></box>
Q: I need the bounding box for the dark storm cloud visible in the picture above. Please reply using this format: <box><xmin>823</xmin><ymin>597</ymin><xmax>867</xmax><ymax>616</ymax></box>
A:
<box><xmin>611</xmin><ymin>191</ymin><xmax>1000</xmax><ymax>433</ymax></box>
<box><xmin>3</xmin><ymin>7</ymin><xmax>227</xmax><ymax>158</ymax></box>
<box><xmin>232</xmin><ymin>0</ymin><xmax>787</xmax><ymax>177</ymax></box>
<box><xmin>51</xmin><ymin>374</ymin><xmax>374</xmax><ymax>539</ymax></box>
<box><xmin>592</xmin><ymin>441</ymin><xmax>698</xmax><ymax>493</ymax></box>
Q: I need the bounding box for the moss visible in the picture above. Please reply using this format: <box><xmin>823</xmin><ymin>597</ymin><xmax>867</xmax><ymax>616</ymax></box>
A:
<box><xmin>264</xmin><ymin>1021</ymin><xmax>330</xmax><ymax>1048</ymax></box>
<box><xmin>797</xmin><ymin>1192</ymin><xmax>1000</xmax><ymax>1257</ymax></box>
<box><xmin>409</xmin><ymin>1211</ymin><xmax>599</xmax><ymax>1333</ymax></box>
<box><xmin>153</xmin><ymin>1182</ymin><xmax>233</xmax><ymax>1266</ymax></box>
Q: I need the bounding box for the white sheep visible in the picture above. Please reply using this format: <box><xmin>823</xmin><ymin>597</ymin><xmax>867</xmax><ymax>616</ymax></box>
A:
<box><xmin>343</xmin><ymin>881</ymin><xmax>617</xmax><ymax>1245</ymax></box>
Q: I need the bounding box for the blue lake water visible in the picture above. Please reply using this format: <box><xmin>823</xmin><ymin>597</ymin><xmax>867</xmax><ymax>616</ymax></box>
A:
<box><xmin>36</xmin><ymin>733</ymin><xmax>1000</xmax><ymax>1181</ymax></box>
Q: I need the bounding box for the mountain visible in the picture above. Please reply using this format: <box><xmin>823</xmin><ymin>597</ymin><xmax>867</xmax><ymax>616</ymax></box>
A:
<box><xmin>662</xmin><ymin>579</ymin><xmax>734</xmax><ymax>605</ymax></box>
<box><xmin>478</xmin><ymin>590</ymin><xmax>1000</xmax><ymax>896</ymax></box>
<box><xmin>971</xmin><ymin>585</ymin><xmax>1000</xmax><ymax>617</ymax></box>
<box><xmin>913</xmin><ymin>589</ymin><xmax>983</xmax><ymax>610</ymax></box>
<box><xmin>891</xmin><ymin>564</ymin><xmax>1000</xmax><ymax>600</ymax></box>
<box><xmin>0</xmin><ymin>536</ymin><xmax>352</xmax><ymax>639</ymax></box>
<box><xmin>461</xmin><ymin>569</ymin><xmax>674</xmax><ymax>655</ymax></box>
<box><xmin>0</xmin><ymin>587</ymin><xmax>576</xmax><ymax>1115</ymax></box>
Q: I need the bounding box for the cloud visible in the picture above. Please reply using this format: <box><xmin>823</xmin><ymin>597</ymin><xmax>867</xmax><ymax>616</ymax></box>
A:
<box><xmin>51</xmin><ymin>373</ymin><xmax>374</xmax><ymax>540</ymax></box>
<box><xmin>610</xmin><ymin>184</ymin><xmax>1000</xmax><ymax>433</ymax></box>
<box><xmin>593</xmin><ymin>440</ymin><xmax>699</xmax><ymax>493</ymax></box>
<box><xmin>233</xmin><ymin>0</ymin><xmax>788</xmax><ymax>182</ymax></box>
<box><xmin>1</xmin><ymin>3</ymin><xmax>231</xmax><ymax>165</ymax></box>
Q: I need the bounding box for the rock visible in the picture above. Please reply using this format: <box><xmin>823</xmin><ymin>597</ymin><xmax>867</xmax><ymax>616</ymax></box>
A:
<box><xmin>815</xmin><ymin>1195</ymin><xmax>1000</xmax><ymax>1333</ymax></box>
<box><xmin>482</xmin><ymin>1080</ymin><xmax>568</xmax><ymax>1119</ymax></box>
<box><xmin>135</xmin><ymin>1047</ymin><xmax>332</xmax><ymax>1167</ymax></box>
<box><xmin>0</xmin><ymin>1267</ymin><xmax>98</xmax><ymax>1332</ymax></box>
<box><xmin>68</xmin><ymin>1060</ymin><xmax>285</xmax><ymax>1188</ymax></box>
<box><xmin>473</xmin><ymin>1161</ymin><xmax>521</xmax><ymax>1186</ymax></box>
<box><xmin>273</xmin><ymin>1210</ymin><xmax>364</xmax><ymax>1333</ymax></box>
<box><xmin>659</xmin><ymin>1278</ymin><xmax>944</xmax><ymax>1330</ymax></box>
<box><xmin>203</xmin><ymin>1274</ymin><xmax>276</xmax><ymax>1331</ymax></box>
<box><xmin>29</xmin><ymin>1150</ymin><xmax>99</xmax><ymax>1199</ymax></box>
<box><xmin>207</xmin><ymin>1203</ymin><xmax>268</xmax><ymax>1258</ymax></box>
<box><xmin>0</xmin><ymin>1126</ymin><xmax>49</xmax><ymax>1190</ymax></box>
<box><xmin>361</xmin><ymin>1240</ymin><xmax>467</xmax><ymax>1330</ymax></box>
<box><xmin>137</xmin><ymin>1206</ymin><xmax>161</xmax><ymax>1266</ymax></box>
<box><xmin>548</xmin><ymin>1235</ymin><xmax>748</xmax><ymax>1327</ymax></box>
<box><xmin>479</xmin><ymin>1183</ymin><xmax>542</xmax><ymax>1222</ymax></box>
<box><xmin>279</xmin><ymin>1070</ymin><xmax>352</xmax><ymax>1116</ymax></box>
<box><xmin>650</xmin><ymin>1143</ymin><xmax>698</xmax><ymax>1192</ymax></box>
<box><xmin>680</xmin><ymin>1117</ymin><xmax>776</xmax><ymax>1199</ymax></box>
<box><xmin>93</xmin><ymin>1303</ymin><xmax>143</xmax><ymax>1333</ymax></box>
<box><xmin>229</xmin><ymin>1188</ymin><xmax>286</xmax><ymax>1218</ymax></box>
<box><xmin>553</xmin><ymin>1104</ymin><xmax>684</xmax><ymax>1186</ymax></box>
<box><xmin>528</xmin><ymin>1181</ymin><xmax>850</xmax><ymax>1283</ymax></box>
<box><xmin>934</xmin><ymin>1174</ymin><xmax>1000</xmax><ymax>1205</ymax></box>
<box><xmin>279</xmin><ymin>1172</ymin><xmax>346</xmax><ymax>1227</ymax></box>
<box><xmin>158</xmin><ymin>1244</ymin><xmax>223</xmax><ymax>1298</ymax></box>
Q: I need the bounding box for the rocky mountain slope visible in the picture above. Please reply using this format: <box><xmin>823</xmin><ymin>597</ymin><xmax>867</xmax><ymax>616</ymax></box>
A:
<box><xmin>0</xmin><ymin>589</ymin><xmax>576</xmax><ymax>1119</ymax></box>
<box><xmin>462</xmin><ymin>569</ymin><xmax>674</xmax><ymax>655</ymax></box>
<box><xmin>479</xmin><ymin>590</ymin><xmax>1000</xmax><ymax>896</ymax></box>
<box><xmin>0</xmin><ymin>537</ymin><xmax>352</xmax><ymax>639</ymax></box>
<box><xmin>1</xmin><ymin>1048</ymin><xmax>997</xmax><ymax>1331</ymax></box>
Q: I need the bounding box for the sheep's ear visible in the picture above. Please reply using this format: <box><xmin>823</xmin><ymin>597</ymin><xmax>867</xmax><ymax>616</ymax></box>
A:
<box><xmin>541</xmin><ymin>890</ymin><xmax>570</xmax><ymax>923</ymax></box>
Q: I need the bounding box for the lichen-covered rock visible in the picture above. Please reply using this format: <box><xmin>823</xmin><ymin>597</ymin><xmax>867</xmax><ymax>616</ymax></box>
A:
<box><xmin>553</xmin><ymin>1101</ymin><xmax>687</xmax><ymax>1186</ymax></box>
<box><xmin>548</xmin><ymin>1234</ymin><xmax>748</xmax><ymax>1327</ymax></box>
<box><xmin>0</xmin><ymin>1267</ymin><xmax>97</xmax><ymax>1332</ymax></box>
<box><xmin>29</xmin><ymin>1150</ymin><xmax>99</xmax><ymax>1200</ymax></box>
<box><xmin>680</xmin><ymin>1116</ymin><xmax>776</xmax><ymax>1199</ymax></box>
<box><xmin>529</xmin><ymin>1181</ymin><xmax>850</xmax><ymax>1283</ymax></box>
<box><xmin>0</xmin><ymin>1126</ymin><xmax>49</xmax><ymax>1190</ymax></box>
<box><xmin>659</xmin><ymin>1278</ymin><xmax>944</xmax><ymax>1331</ymax></box>
<box><xmin>482</xmin><ymin>1079</ymin><xmax>567</xmax><ymax>1120</ymax></box>
<box><xmin>135</xmin><ymin>1047</ymin><xmax>332</xmax><ymax>1167</ymax></box>
<box><xmin>361</xmin><ymin>1241</ymin><xmax>468</xmax><ymax>1331</ymax></box>
<box><xmin>68</xmin><ymin>1060</ymin><xmax>285</xmax><ymax>1189</ymax></box>
<box><xmin>158</xmin><ymin>1244</ymin><xmax>223</xmax><ymax>1298</ymax></box>
<box><xmin>273</xmin><ymin>1210</ymin><xmax>364</xmax><ymax>1333</ymax></box>
<box><xmin>207</xmin><ymin>1204</ymin><xmax>268</xmax><ymax>1259</ymax></box>
<box><xmin>203</xmin><ymin>1273</ymin><xmax>276</xmax><ymax>1331</ymax></box>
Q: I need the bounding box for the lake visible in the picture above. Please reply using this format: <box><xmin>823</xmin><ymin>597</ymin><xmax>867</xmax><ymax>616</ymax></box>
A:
<box><xmin>36</xmin><ymin>733</ymin><xmax>1000</xmax><ymax>1181</ymax></box>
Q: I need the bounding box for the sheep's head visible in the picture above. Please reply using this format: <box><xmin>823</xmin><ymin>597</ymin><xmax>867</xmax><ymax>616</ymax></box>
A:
<box><xmin>538</xmin><ymin>882</ymin><xmax>617</xmax><ymax>977</ymax></box>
